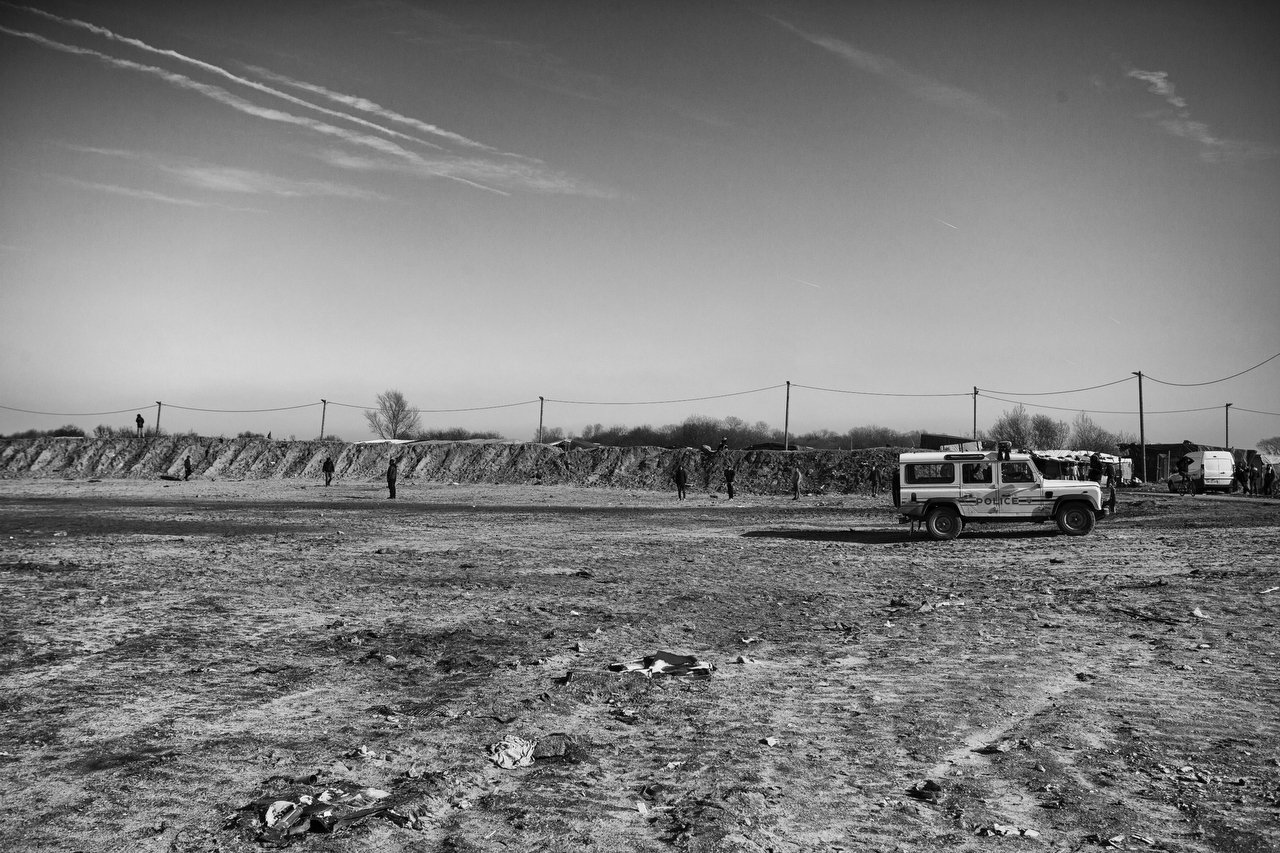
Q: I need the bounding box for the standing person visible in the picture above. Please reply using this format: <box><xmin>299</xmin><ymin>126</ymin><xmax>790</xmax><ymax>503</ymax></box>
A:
<box><xmin>1104</xmin><ymin>461</ymin><xmax>1118</xmax><ymax>513</ymax></box>
<box><xmin>868</xmin><ymin>463</ymin><xmax>880</xmax><ymax>497</ymax></box>
<box><xmin>386</xmin><ymin>457</ymin><xmax>398</xmax><ymax>499</ymax></box>
<box><xmin>724</xmin><ymin>465</ymin><xmax>736</xmax><ymax>499</ymax></box>
<box><xmin>1264</xmin><ymin>465</ymin><xmax>1275</xmax><ymax>497</ymax></box>
<box><xmin>1248</xmin><ymin>465</ymin><xmax>1260</xmax><ymax>497</ymax></box>
<box><xmin>1087</xmin><ymin>453</ymin><xmax>1103</xmax><ymax>484</ymax></box>
<box><xmin>135</xmin><ymin>413</ymin><xmax>144</xmax><ymax>438</ymax></box>
<box><xmin>183</xmin><ymin>456</ymin><xmax>192</xmax><ymax>481</ymax></box>
<box><xmin>322</xmin><ymin>455</ymin><xmax>335</xmax><ymax>487</ymax></box>
<box><xmin>791</xmin><ymin>465</ymin><xmax>804</xmax><ymax>501</ymax></box>
<box><xmin>673</xmin><ymin>465</ymin><xmax>688</xmax><ymax>501</ymax></box>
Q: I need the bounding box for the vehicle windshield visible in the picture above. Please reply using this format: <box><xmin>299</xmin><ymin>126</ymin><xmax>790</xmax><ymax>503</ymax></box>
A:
<box><xmin>1001</xmin><ymin>461</ymin><xmax>1037</xmax><ymax>483</ymax></box>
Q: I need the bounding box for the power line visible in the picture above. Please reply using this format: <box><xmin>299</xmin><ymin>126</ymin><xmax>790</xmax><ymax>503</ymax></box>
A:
<box><xmin>0</xmin><ymin>403</ymin><xmax>154</xmax><ymax>417</ymax></box>
<box><xmin>793</xmin><ymin>383</ymin><xmax>969</xmax><ymax>398</ymax></box>
<box><xmin>1145</xmin><ymin>350</ymin><xmax>1280</xmax><ymax>387</ymax></box>
<box><xmin>979</xmin><ymin>376</ymin><xmax>1135</xmax><ymax>396</ymax></box>
<box><xmin>979</xmin><ymin>392</ymin><xmax>1223</xmax><ymax>417</ymax></box>
<box><xmin>327</xmin><ymin>399</ymin><xmax>538</xmax><ymax>413</ymax></box>
<box><xmin>164</xmin><ymin>402</ymin><xmax>321</xmax><ymax>413</ymax></box>
<box><xmin>544</xmin><ymin>384</ymin><xmax>786</xmax><ymax>406</ymax></box>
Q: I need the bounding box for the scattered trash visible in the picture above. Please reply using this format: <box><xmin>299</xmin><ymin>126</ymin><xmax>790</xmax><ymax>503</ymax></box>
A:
<box><xmin>608</xmin><ymin>652</ymin><xmax>714</xmax><ymax>678</ymax></box>
<box><xmin>761</xmin><ymin>737</ymin><xmax>778</xmax><ymax>747</ymax></box>
<box><xmin>232</xmin><ymin>781</ymin><xmax>420</xmax><ymax>846</ymax></box>
<box><xmin>1262</xmin><ymin>587</ymin><xmax>1279</xmax><ymax>595</ymax></box>
<box><xmin>976</xmin><ymin>823</ymin><xmax>1040</xmax><ymax>838</ymax></box>
<box><xmin>487</xmin><ymin>735</ymin><xmax>535</xmax><ymax>769</ymax></box>
<box><xmin>1191</xmin><ymin>607</ymin><xmax>1209</xmax><ymax>619</ymax></box>
<box><xmin>1076</xmin><ymin>672</ymin><xmax>1097</xmax><ymax>682</ymax></box>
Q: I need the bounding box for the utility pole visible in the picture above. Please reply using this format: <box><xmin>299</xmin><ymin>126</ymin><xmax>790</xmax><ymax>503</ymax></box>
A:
<box><xmin>155</xmin><ymin>401</ymin><xmax>162</xmax><ymax>437</ymax></box>
<box><xmin>973</xmin><ymin>387</ymin><xmax>978</xmax><ymax>440</ymax></box>
<box><xmin>1225</xmin><ymin>403</ymin><xmax>1232</xmax><ymax>449</ymax></box>
<box><xmin>1132</xmin><ymin>372</ymin><xmax>1145</xmax><ymax>483</ymax></box>
<box><xmin>319</xmin><ymin>399</ymin><xmax>327</xmax><ymax>440</ymax></box>
<box><xmin>783</xmin><ymin>381</ymin><xmax>791</xmax><ymax>452</ymax></box>
<box><xmin>538</xmin><ymin>396</ymin><xmax>544</xmax><ymax>443</ymax></box>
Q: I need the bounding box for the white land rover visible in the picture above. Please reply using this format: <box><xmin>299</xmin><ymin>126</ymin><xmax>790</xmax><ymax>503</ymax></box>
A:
<box><xmin>893</xmin><ymin>449</ymin><xmax>1108</xmax><ymax>541</ymax></box>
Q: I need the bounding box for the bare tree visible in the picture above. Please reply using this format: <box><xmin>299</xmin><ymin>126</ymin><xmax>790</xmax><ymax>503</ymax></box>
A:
<box><xmin>1030</xmin><ymin>414</ymin><xmax>1070</xmax><ymax>449</ymax></box>
<box><xmin>1259</xmin><ymin>436</ymin><xmax>1280</xmax><ymax>454</ymax></box>
<box><xmin>988</xmin><ymin>405</ymin><xmax>1034</xmax><ymax>449</ymax></box>
<box><xmin>1069</xmin><ymin>411</ymin><xmax>1124</xmax><ymax>454</ymax></box>
<box><xmin>365</xmin><ymin>389</ymin><xmax>422</xmax><ymax>439</ymax></box>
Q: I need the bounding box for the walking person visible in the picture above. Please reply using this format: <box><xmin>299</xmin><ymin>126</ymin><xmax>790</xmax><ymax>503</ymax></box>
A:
<box><xmin>724</xmin><ymin>465</ymin><xmax>736</xmax><ymax>499</ymax></box>
<box><xmin>673</xmin><ymin>465</ymin><xmax>688</xmax><ymax>501</ymax></box>
<box><xmin>386</xmin><ymin>457</ymin><xmax>398</xmax><ymax>499</ymax></box>
<box><xmin>183</xmin><ymin>456</ymin><xmax>192</xmax><ymax>481</ymax></box>
<box><xmin>791</xmin><ymin>465</ymin><xmax>804</xmax><ymax>501</ymax></box>
<box><xmin>322</xmin><ymin>455</ymin><xmax>335</xmax><ymax>487</ymax></box>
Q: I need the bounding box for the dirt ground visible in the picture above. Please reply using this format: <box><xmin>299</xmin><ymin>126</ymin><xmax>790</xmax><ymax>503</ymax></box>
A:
<box><xmin>1</xmin><ymin>478</ymin><xmax>1277</xmax><ymax>853</ymax></box>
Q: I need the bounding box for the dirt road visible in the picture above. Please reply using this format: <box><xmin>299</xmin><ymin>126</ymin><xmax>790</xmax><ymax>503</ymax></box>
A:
<box><xmin>1</xmin><ymin>479</ymin><xmax>1277</xmax><ymax>852</ymax></box>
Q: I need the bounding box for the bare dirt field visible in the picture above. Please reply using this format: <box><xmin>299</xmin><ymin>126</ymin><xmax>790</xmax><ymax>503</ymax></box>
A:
<box><xmin>1</xmin><ymin>478</ymin><xmax>1277</xmax><ymax>853</ymax></box>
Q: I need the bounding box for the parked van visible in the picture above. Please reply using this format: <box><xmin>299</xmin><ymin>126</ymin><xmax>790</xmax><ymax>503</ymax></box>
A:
<box><xmin>1167</xmin><ymin>450</ymin><xmax>1235</xmax><ymax>494</ymax></box>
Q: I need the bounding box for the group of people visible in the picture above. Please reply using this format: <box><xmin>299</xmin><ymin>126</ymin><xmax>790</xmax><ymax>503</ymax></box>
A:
<box><xmin>1236</xmin><ymin>462</ymin><xmax>1276</xmax><ymax>496</ymax></box>
<box><xmin>672</xmin><ymin>456</ymin><xmax>883</xmax><ymax>502</ymax></box>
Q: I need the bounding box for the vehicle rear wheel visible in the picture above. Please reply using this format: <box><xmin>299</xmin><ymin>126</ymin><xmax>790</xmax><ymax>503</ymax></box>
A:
<box><xmin>1055</xmin><ymin>502</ymin><xmax>1095</xmax><ymax>536</ymax></box>
<box><xmin>925</xmin><ymin>506</ymin><xmax>962</xmax><ymax>541</ymax></box>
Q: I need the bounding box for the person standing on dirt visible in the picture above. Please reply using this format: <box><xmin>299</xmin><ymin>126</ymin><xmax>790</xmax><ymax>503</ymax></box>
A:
<box><xmin>1264</xmin><ymin>465</ymin><xmax>1275</xmax><ymax>497</ymax></box>
<box><xmin>791</xmin><ymin>465</ymin><xmax>804</xmax><ymax>501</ymax></box>
<box><xmin>673</xmin><ymin>465</ymin><xmax>688</xmax><ymax>500</ymax></box>
<box><xmin>386</xmin><ymin>457</ymin><xmax>398</xmax><ymax>499</ymax></box>
<box><xmin>183</xmin><ymin>456</ymin><xmax>192</xmax><ymax>481</ymax></box>
<box><xmin>868</xmin><ymin>463</ymin><xmax>880</xmax><ymax>497</ymax></box>
<box><xmin>322</xmin><ymin>456</ymin><xmax>335</xmax><ymax>487</ymax></box>
<box><xmin>724</xmin><ymin>464</ymin><xmax>736</xmax><ymax>499</ymax></box>
<box><xmin>135</xmin><ymin>413</ymin><xmax>144</xmax><ymax>438</ymax></box>
<box><xmin>1104</xmin><ymin>461</ymin><xmax>1118</xmax><ymax>513</ymax></box>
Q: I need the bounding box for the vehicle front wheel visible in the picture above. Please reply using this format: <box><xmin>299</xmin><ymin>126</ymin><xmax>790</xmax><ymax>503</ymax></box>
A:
<box><xmin>1055</xmin><ymin>502</ymin><xmax>1096</xmax><ymax>536</ymax></box>
<box><xmin>925</xmin><ymin>506</ymin><xmax>962</xmax><ymax>541</ymax></box>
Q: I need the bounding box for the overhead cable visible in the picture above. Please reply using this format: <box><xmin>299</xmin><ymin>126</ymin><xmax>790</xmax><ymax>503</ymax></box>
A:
<box><xmin>793</xmin><ymin>383</ymin><xmax>969</xmax><ymax>398</ymax></box>
<box><xmin>544</xmin><ymin>384</ymin><xmax>786</xmax><ymax>406</ymax></box>
<box><xmin>0</xmin><ymin>403</ymin><xmax>155</xmax><ymax>417</ymax></box>
<box><xmin>979</xmin><ymin>376</ymin><xmax>1135</xmax><ymax>396</ymax></box>
<box><xmin>1145</xmin><ymin>350</ymin><xmax>1280</xmax><ymax>387</ymax></box>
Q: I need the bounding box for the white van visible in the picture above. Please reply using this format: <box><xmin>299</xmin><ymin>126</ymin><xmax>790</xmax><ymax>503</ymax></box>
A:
<box><xmin>1167</xmin><ymin>450</ymin><xmax>1235</xmax><ymax>494</ymax></box>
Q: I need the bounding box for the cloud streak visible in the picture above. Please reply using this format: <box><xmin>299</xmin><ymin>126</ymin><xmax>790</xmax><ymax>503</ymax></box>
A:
<box><xmin>0</xmin><ymin>24</ymin><xmax>509</xmax><ymax>194</ymax></box>
<box><xmin>3</xmin><ymin>7</ymin><xmax>609</xmax><ymax>196</ymax></box>
<box><xmin>1126</xmin><ymin>67</ymin><xmax>1276</xmax><ymax>164</ymax></box>
<box><xmin>772</xmin><ymin>18</ymin><xmax>1006</xmax><ymax>121</ymax></box>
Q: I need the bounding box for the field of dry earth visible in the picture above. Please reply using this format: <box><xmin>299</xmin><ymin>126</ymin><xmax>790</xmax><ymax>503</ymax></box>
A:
<box><xmin>1</xmin><ymin>478</ymin><xmax>1277</xmax><ymax>853</ymax></box>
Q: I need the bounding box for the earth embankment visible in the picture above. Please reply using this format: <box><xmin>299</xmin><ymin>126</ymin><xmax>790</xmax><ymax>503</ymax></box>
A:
<box><xmin>0</xmin><ymin>437</ymin><xmax>900</xmax><ymax>494</ymax></box>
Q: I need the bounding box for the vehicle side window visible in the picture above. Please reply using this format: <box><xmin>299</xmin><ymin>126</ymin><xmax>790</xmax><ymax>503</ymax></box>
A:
<box><xmin>1001</xmin><ymin>462</ymin><xmax>1035</xmax><ymax>483</ymax></box>
<box><xmin>963</xmin><ymin>463</ymin><xmax>992</xmax><ymax>484</ymax></box>
<box><xmin>905</xmin><ymin>463</ymin><xmax>954</xmax><ymax>484</ymax></box>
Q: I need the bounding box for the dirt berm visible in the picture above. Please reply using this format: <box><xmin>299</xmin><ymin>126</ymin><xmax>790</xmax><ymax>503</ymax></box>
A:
<box><xmin>0</xmin><ymin>437</ymin><xmax>900</xmax><ymax>494</ymax></box>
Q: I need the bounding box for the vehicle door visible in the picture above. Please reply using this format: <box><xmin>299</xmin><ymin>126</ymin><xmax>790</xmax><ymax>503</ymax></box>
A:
<box><xmin>997</xmin><ymin>460</ymin><xmax>1043</xmax><ymax>519</ymax></box>
<box><xmin>960</xmin><ymin>461</ymin><xmax>998</xmax><ymax>517</ymax></box>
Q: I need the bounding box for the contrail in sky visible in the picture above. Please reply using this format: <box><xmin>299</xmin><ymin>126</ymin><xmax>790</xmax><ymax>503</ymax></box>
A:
<box><xmin>933</xmin><ymin>218</ymin><xmax>959</xmax><ymax>229</ymax></box>
<box><xmin>0</xmin><ymin>25</ymin><xmax>508</xmax><ymax>194</ymax></box>
<box><xmin>245</xmin><ymin>66</ymin><xmax>509</xmax><ymax>156</ymax></box>
<box><xmin>11</xmin><ymin>4</ymin><xmax>452</xmax><ymax>152</ymax></box>
<box><xmin>791</xmin><ymin>277</ymin><xmax>823</xmax><ymax>289</ymax></box>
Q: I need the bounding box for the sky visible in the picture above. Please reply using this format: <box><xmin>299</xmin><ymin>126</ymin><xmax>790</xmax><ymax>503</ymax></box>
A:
<box><xmin>2</xmin><ymin>0</ymin><xmax>1278</xmax><ymax>448</ymax></box>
